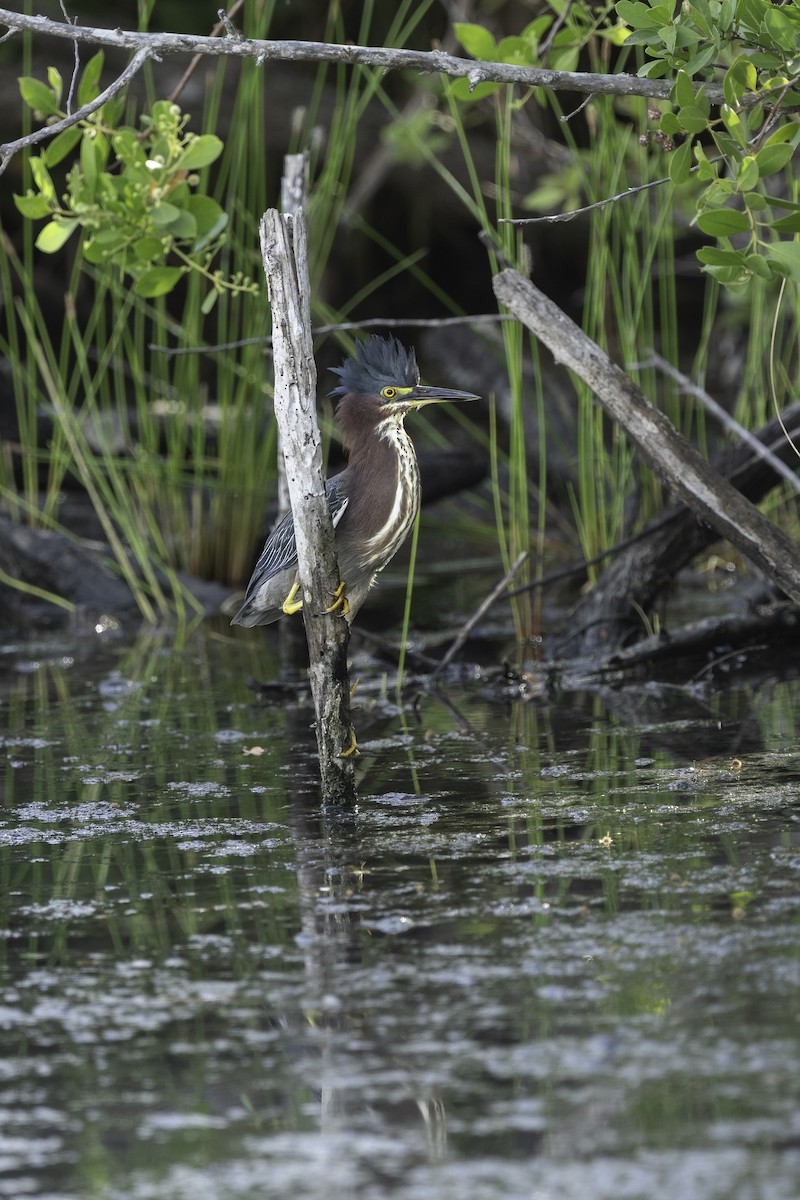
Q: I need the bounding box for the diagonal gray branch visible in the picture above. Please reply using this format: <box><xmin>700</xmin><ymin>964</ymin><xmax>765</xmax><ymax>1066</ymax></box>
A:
<box><xmin>493</xmin><ymin>269</ymin><xmax>800</xmax><ymax>609</ymax></box>
<box><xmin>0</xmin><ymin>8</ymin><xmax>728</xmax><ymax>106</ymax></box>
<box><xmin>0</xmin><ymin>45</ymin><xmax>152</xmax><ymax>175</ymax></box>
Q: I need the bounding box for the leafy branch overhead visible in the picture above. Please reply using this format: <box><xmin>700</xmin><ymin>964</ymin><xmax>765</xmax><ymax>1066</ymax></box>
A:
<box><xmin>454</xmin><ymin>0</ymin><xmax>800</xmax><ymax>290</ymax></box>
<box><xmin>5</xmin><ymin>0</ymin><xmax>800</xmax><ymax>296</ymax></box>
<box><xmin>15</xmin><ymin>53</ymin><xmax>257</xmax><ymax>309</ymax></box>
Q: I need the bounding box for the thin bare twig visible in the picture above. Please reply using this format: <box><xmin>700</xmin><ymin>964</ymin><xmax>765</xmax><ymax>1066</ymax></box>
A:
<box><xmin>431</xmin><ymin>551</ymin><xmax>528</xmax><ymax>681</ymax></box>
<box><xmin>636</xmin><ymin>352</ymin><xmax>800</xmax><ymax>495</ymax></box>
<box><xmin>499</xmin><ymin>172</ymin><xmax>675</xmax><ymax>224</ymax></box>
<box><xmin>58</xmin><ymin>1</ymin><xmax>80</xmax><ymax>116</ymax></box>
<box><xmin>0</xmin><ymin>46</ymin><xmax>152</xmax><ymax>175</ymax></box>
<box><xmin>167</xmin><ymin>0</ymin><xmax>246</xmax><ymax>105</ymax></box>
<box><xmin>149</xmin><ymin>312</ymin><xmax>516</xmax><ymax>359</ymax></box>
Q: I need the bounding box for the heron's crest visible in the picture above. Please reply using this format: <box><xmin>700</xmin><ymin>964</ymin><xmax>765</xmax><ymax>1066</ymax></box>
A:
<box><xmin>329</xmin><ymin>335</ymin><xmax>419</xmax><ymax>397</ymax></box>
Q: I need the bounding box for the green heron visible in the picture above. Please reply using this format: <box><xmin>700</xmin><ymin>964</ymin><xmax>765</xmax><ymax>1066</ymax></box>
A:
<box><xmin>231</xmin><ymin>335</ymin><xmax>479</xmax><ymax>628</ymax></box>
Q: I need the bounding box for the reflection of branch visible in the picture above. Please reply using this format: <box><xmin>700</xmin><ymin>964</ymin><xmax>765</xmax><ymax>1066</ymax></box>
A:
<box><xmin>0</xmin><ymin>8</ymin><xmax>728</xmax><ymax>105</ymax></box>
<box><xmin>0</xmin><ymin>46</ymin><xmax>151</xmax><ymax>175</ymax></box>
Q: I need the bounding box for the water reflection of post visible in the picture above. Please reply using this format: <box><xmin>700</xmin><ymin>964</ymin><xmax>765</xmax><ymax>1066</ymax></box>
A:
<box><xmin>283</xmin><ymin>721</ymin><xmax>360</xmax><ymax>1124</ymax></box>
<box><xmin>282</xmin><ymin>722</ymin><xmax>447</xmax><ymax>1162</ymax></box>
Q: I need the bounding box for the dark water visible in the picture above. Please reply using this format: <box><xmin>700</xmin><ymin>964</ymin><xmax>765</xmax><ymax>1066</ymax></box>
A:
<box><xmin>1</xmin><ymin>623</ymin><xmax>799</xmax><ymax>1199</ymax></box>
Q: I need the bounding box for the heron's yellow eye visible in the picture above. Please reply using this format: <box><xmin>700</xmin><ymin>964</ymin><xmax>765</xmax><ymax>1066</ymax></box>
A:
<box><xmin>382</xmin><ymin>386</ymin><xmax>396</xmax><ymax>398</ymax></box>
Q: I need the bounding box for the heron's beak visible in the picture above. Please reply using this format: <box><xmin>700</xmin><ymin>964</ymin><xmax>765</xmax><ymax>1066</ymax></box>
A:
<box><xmin>407</xmin><ymin>385</ymin><xmax>480</xmax><ymax>408</ymax></box>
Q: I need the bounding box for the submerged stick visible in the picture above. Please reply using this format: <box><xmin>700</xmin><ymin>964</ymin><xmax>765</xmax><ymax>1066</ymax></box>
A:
<box><xmin>492</xmin><ymin>269</ymin><xmax>800</xmax><ymax>608</ymax></box>
<box><xmin>260</xmin><ymin>208</ymin><xmax>355</xmax><ymax>806</ymax></box>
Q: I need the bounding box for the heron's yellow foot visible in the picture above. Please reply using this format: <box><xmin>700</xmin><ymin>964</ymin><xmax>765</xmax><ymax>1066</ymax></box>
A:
<box><xmin>281</xmin><ymin>581</ymin><xmax>303</xmax><ymax>616</ymax></box>
<box><xmin>324</xmin><ymin>580</ymin><xmax>350</xmax><ymax>617</ymax></box>
<box><xmin>340</xmin><ymin>727</ymin><xmax>360</xmax><ymax>758</ymax></box>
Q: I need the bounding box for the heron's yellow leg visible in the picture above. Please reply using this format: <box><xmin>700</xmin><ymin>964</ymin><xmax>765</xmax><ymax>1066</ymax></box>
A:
<box><xmin>340</xmin><ymin>727</ymin><xmax>360</xmax><ymax>758</ymax></box>
<box><xmin>324</xmin><ymin>580</ymin><xmax>350</xmax><ymax>616</ymax></box>
<box><xmin>282</xmin><ymin>580</ymin><xmax>303</xmax><ymax>615</ymax></box>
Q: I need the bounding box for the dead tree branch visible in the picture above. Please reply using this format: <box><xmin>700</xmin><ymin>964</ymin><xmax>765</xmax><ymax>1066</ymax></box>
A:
<box><xmin>260</xmin><ymin>207</ymin><xmax>356</xmax><ymax>806</ymax></box>
<box><xmin>0</xmin><ymin>46</ymin><xmax>152</xmax><ymax>175</ymax></box>
<box><xmin>493</xmin><ymin>269</ymin><xmax>800</xmax><ymax>612</ymax></box>
<box><xmin>0</xmin><ymin>8</ymin><xmax>729</xmax><ymax>106</ymax></box>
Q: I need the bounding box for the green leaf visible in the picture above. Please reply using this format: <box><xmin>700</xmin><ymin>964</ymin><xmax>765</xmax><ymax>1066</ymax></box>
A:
<box><xmin>616</xmin><ymin>1</ymin><xmax>665</xmax><ymax>28</ymax></box>
<box><xmin>660</xmin><ymin>111</ymin><xmax>680</xmax><ymax>135</ymax></box>
<box><xmin>186</xmin><ymin>195</ymin><xmax>227</xmax><ymax>250</ymax></box>
<box><xmin>736</xmin><ymin>155</ymin><xmax>759</xmax><ymax>192</ymax></box>
<box><xmin>101</xmin><ymin>96</ymin><xmax>126</xmax><ymax>128</ymax></box>
<box><xmin>200</xmin><ymin>288</ymin><xmax>219</xmax><ymax>315</ymax></box>
<box><xmin>702</xmin><ymin>179</ymin><xmax>735</xmax><ymax>206</ymax></box>
<box><xmin>133</xmin><ymin>236</ymin><xmax>164</xmax><ymax>262</ymax></box>
<box><xmin>657</xmin><ymin>23</ymin><xmax>676</xmax><ymax>53</ymax></box>
<box><xmin>755</xmin><ymin>143</ymin><xmax>796</xmax><ymax>177</ymax></box>
<box><xmin>673</xmin><ymin>69</ymin><xmax>695</xmax><ymax>110</ymax></box>
<box><xmin>113</xmin><ymin>128</ymin><xmax>145</xmax><ymax>166</ymax></box>
<box><xmin>682</xmin><ymin>44</ymin><xmax>717</xmax><ymax>75</ymax></box>
<box><xmin>677</xmin><ymin>105</ymin><xmax>710</xmax><ymax>134</ymax></box>
<box><xmin>717</xmin><ymin>0</ymin><xmax>735</xmax><ymax>34</ymax></box>
<box><xmin>77</xmin><ymin>51</ymin><xmax>105</xmax><ymax>107</ymax></box>
<box><xmin>764</xmin><ymin>194</ymin><xmax>800</xmax><ymax>211</ymax></box>
<box><xmin>764</xmin><ymin>124</ymin><xmax>799</xmax><ymax>147</ymax></box>
<box><xmin>453</xmin><ymin>22</ymin><xmax>496</xmax><ymax>60</ymax></box>
<box><xmin>449</xmin><ymin>78</ymin><xmax>501</xmax><ymax>102</ymax></box>
<box><xmin>693</xmin><ymin>142</ymin><xmax>716</xmax><ymax>181</ymax></box>
<box><xmin>720</xmin><ymin>104</ymin><xmax>748</xmax><ymax>149</ymax></box>
<box><xmin>765</xmin><ymin>241</ymin><xmax>800</xmax><ymax>281</ymax></box>
<box><xmin>47</xmin><ymin>67</ymin><xmax>63</xmax><ymax>105</ymax></box>
<box><xmin>696</xmin><ymin>208</ymin><xmax>750</xmax><ymax>236</ymax></box>
<box><xmin>696</xmin><ymin>247</ymin><xmax>747</xmax><ymax>267</ymax></box>
<box><xmin>44</xmin><ymin>124</ymin><xmax>83</xmax><ymax>166</ymax></box>
<box><xmin>744</xmin><ymin>253</ymin><xmax>772</xmax><ymax>280</ymax></box>
<box><xmin>150</xmin><ymin>201</ymin><xmax>182</xmax><ymax>227</ymax></box>
<box><xmin>598</xmin><ymin>21</ymin><xmax>631</xmax><ymax>46</ymax></box>
<box><xmin>185</xmin><ymin>194</ymin><xmax>222</xmax><ymax>237</ymax></box>
<box><xmin>28</xmin><ymin>156</ymin><xmax>57</xmax><ymax>202</ymax></box>
<box><xmin>550</xmin><ymin>47</ymin><xmax>579</xmax><ymax>72</ymax></box>
<box><xmin>772</xmin><ymin>212</ymin><xmax>800</xmax><ymax>233</ymax></box>
<box><xmin>80</xmin><ymin>134</ymin><xmax>98</xmax><ymax>193</ymax></box>
<box><xmin>82</xmin><ymin>239</ymin><xmax>108</xmax><ymax>265</ymax></box>
<box><xmin>83</xmin><ymin>229</ymin><xmax>128</xmax><ymax>262</ymax></box>
<box><xmin>762</xmin><ymin>4</ymin><xmax>796</xmax><ymax>49</ymax></box>
<box><xmin>700</xmin><ymin>264</ymin><xmax>749</xmax><ymax>286</ymax></box>
<box><xmin>93</xmin><ymin>226</ymin><xmax>128</xmax><ymax>247</ymax></box>
<box><xmin>637</xmin><ymin>59</ymin><xmax>669</xmax><ymax>79</ymax></box>
<box><xmin>669</xmin><ymin>138</ymin><xmax>693</xmax><ymax>184</ymax></box>
<box><xmin>174</xmin><ymin>135</ymin><xmax>224</xmax><ymax>171</ymax></box>
<box><xmin>167</xmin><ymin>209</ymin><xmax>197</xmax><ymax>239</ymax></box>
<box><xmin>18</xmin><ymin>76</ymin><xmax>60</xmax><ymax>116</ymax></box>
<box><xmin>35</xmin><ymin>219</ymin><xmax>77</xmax><ymax>253</ymax></box>
<box><xmin>723</xmin><ymin>56</ymin><xmax>757</xmax><ymax>106</ymax></box>
<box><xmin>134</xmin><ymin>266</ymin><xmax>184</xmax><ymax>297</ymax></box>
<box><xmin>13</xmin><ymin>192</ymin><xmax>52</xmax><ymax>219</ymax></box>
<box><xmin>496</xmin><ymin>36</ymin><xmax>530</xmax><ymax>64</ymax></box>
